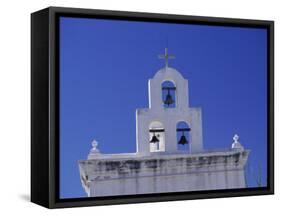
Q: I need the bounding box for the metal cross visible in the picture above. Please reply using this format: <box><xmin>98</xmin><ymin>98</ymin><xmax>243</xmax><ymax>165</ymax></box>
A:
<box><xmin>158</xmin><ymin>48</ymin><xmax>175</xmax><ymax>68</ymax></box>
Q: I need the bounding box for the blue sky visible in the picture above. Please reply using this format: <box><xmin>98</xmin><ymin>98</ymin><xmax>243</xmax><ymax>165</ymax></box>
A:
<box><xmin>59</xmin><ymin>17</ymin><xmax>268</xmax><ymax>198</ymax></box>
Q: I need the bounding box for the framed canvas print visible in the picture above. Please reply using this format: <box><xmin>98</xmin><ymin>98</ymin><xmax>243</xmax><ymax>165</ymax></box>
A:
<box><xmin>31</xmin><ymin>6</ymin><xmax>274</xmax><ymax>208</ymax></box>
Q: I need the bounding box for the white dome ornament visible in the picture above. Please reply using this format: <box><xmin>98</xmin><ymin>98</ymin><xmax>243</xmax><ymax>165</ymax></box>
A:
<box><xmin>231</xmin><ymin>134</ymin><xmax>244</xmax><ymax>151</ymax></box>
<box><xmin>88</xmin><ymin>139</ymin><xmax>101</xmax><ymax>159</ymax></box>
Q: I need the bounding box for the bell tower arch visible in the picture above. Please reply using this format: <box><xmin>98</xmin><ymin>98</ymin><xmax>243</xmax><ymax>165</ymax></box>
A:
<box><xmin>161</xmin><ymin>80</ymin><xmax>176</xmax><ymax>108</ymax></box>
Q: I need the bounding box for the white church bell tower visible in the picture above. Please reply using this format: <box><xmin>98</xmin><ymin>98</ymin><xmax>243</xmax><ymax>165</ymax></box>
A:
<box><xmin>79</xmin><ymin>48</ymin><xmax>250</xmax><ymax>197</ymax></box>
<box><xmin>136</xmin><ymin>48</ymin><xmax>203</xmax><ymax>154</ymax></box>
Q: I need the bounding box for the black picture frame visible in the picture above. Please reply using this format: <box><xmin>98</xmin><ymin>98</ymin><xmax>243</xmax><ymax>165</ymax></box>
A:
<box><xmin>31</xmin><ymin>6</ymin><xmax>274</xmax><ymax>208</ymax></box>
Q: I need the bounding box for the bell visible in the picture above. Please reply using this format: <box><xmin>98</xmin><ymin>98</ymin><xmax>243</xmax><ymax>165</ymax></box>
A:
<box><xmin>178</xmin><ymin>134</ymin><xmax>188</xmax><ymax>145</ymax></box>
<box><xmin>150</xmin><ymin>133</ymin><xmax>159</xmax><ymax>143</ymax></box>
<box><xmin>164</xmin><ymin>91</ymin><xmax>174</xmax><ymax>106</ymax></box>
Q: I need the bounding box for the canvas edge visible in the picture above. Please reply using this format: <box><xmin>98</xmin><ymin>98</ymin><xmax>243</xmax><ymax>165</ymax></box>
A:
<box><xmin>31</xmin><ymin>8</ymin><xmax>51</xmax><ymax>208</ymax></box>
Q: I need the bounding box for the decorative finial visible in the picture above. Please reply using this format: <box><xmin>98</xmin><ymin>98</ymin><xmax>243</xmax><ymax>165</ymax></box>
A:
<box><xmin>88</xmin><ymin>139</ymin><xmax>101</xmax><ymax>159</ymax></box>
<box><xmin>158</xmin><ymin>48</ymin><xmax>175</xmax><ymax>68</ymax></box>
<box><xmin>91</xmin><ymin>140</ymin><xmax>99</xmax><ymax>151</ymax></box>
<box><xmin>233</xmin><ymin>134</ymin><xmax>239</xmax><ymax>143</ymax></box>
<box><xmin>231</xmin><ymin>134</ymin><xmax>244</xmax><ymax>151</ymax></box>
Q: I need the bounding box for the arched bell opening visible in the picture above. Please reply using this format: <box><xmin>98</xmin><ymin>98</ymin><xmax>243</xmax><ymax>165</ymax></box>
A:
<box><xmin>162</xmin><ymin>80</ymin><xmax>176</xmax><ymax>108</ymax></box>
<box><xmin>149</xmin><ymin>121</ymin><xmax>165</xmax><ymax>152</ymax></box>
<box><xmin>176</xmin><ymin>121</ymin><xmax>191</xmax><ymax>152</ymax></box>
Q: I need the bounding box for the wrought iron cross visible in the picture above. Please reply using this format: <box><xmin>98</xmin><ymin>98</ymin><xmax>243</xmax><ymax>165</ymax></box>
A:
<box><xmin>158</xmin><ymin>48</ymin><xmax>175</xmax><ymax>68</ymax></box>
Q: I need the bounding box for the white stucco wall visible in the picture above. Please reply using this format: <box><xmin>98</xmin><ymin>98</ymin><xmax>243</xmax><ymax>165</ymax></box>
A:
<box><xmin>79</xmin><ymin>150</ymin><xmax>249</xmax><ymax>197</ymax></box>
